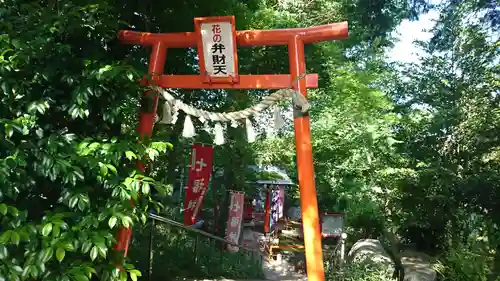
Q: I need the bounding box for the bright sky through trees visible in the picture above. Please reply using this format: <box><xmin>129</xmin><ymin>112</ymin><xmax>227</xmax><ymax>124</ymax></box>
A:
<box><xmin>388</xmin><ymin>9</ymin><xmax>439</xmax><ymax>63</ymax></box>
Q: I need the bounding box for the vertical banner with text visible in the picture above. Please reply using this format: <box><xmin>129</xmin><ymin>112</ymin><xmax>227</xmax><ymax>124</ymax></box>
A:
<box><xmin>226</xmin><ymin>191</ymin><xmax>244</xmax><ymax>252</ymax></box>
<box><xmin>183</xmin><ymin>144</ymin><xmax>214</xmax><ymax>226</ymax></box>
<box><xmin>270</xmin><ymin>185</ymin><xmax>285</xmax><ymax>231</ymax></box>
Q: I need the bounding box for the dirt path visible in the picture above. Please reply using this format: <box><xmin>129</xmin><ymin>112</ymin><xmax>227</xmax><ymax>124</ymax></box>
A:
<box><xmin>242</xmin><ymin>229</ymin><xmax>307</xmax><ymax>281</ymax></box>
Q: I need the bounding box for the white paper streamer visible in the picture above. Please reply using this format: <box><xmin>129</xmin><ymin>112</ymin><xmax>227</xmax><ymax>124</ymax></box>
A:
<box><xmin>214</xmin><ymin>122</ymin><xmax>224</xmax><ymax>145</ymax></box>
<box><xmin>182</xmin><ymin>115</ymin><xmax>195</xmax><ymax>138</ymax></box>
<box><xmin>273</xmin><ymin>106</ymin><xmax>285</xmax><ymax>130</ymax></box>
<box><xmin>245</xmin><ymin>118</ymin><xmax>256</xmax><ymax>143</ymax></box>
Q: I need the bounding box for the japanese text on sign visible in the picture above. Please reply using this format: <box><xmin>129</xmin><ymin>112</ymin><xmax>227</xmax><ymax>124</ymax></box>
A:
<box><xmin>200</xmin><ymin>21</ymin><xmax>236</xmax><ymax>77</ymax></box>
<box><xmin>226</xmin><ymin>191</ymin><xmax>244</xmax><ymax>253</ymax></box>
<box><xmin>269</xmin><ymin>185</ymin><xmax>285</xmax><ymax>231</ymax></box>
<box><xmin>183</xmin><ymin>144</ymin><xmax>214</xmax><ymax>226</ymax></box>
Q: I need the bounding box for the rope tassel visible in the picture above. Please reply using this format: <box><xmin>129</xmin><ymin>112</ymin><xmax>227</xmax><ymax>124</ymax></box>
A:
<box><xmin>182</xmin><ymin>115</ymin><xmax>195</xmax><ymax>138</ymax></box>
<box><xmin>159</xmin><ymin>101</ymin><xmax>173</xmax><ymax>124</ymax></box>
<box><xmin>246</xmin><ymin>118</ymin><xmax>256</xmax><ymax>143</ymax></box>
<box><xmin>214</xmin><ymin>122</ymin><xmax>224</xmax><ymax>145</ymax></box>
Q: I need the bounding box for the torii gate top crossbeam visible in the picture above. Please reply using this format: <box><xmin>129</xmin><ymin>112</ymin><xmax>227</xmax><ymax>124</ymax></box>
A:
<box><xmin>118</xmin><ymin>22</ymin><xmax>348</xmax><ymax>48</ymax></box>
<box><xmin>119</xmin><ymin>21</ymin><xmax>347</xmax><ymax>89</ymax></box>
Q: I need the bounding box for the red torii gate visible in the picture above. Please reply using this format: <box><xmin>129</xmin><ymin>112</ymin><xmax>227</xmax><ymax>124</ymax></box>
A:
<box><xmin>116</xmin><ymin>17</ymin><xmax>348</xmax><ymax>281</ymax></box>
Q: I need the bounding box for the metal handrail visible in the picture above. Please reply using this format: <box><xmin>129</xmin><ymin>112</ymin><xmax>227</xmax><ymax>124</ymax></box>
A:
<box><xmin>148</xmin><ymin>213</ymin><xmax>261</xmax><ymax>254</ymax></box>
<box><xmin>146</xmin><ymin>213</ymin><xmax>263</xmax><ymax>281</ymax></box>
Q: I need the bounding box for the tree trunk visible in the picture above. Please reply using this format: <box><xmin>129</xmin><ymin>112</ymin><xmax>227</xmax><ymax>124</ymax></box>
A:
<box><xmin>383</xmin><ymin>229</ymin><xmax>405</xmax><ymax>281</ymax></box>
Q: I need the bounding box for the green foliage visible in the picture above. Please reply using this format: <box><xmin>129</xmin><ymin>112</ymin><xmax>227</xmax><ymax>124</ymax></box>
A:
<box><xmin>326</xmin><ymin>263</ymin><xmax>394</xmax><ymax>281</ymax></box>
<box><xmin>0</xmin><ymin>1</ymin><xmax>172</xmax><ymax>280</ymax></box>
<box><xmin>0</xmin><ymin>0</ymin><xmax>497</xmax><ymax>279</ymax></box>
<box><xmin>128</xmin><ymin>222</ymin><xmax>264</xmax><ymax>280</ymax></box>
<box><xmin>434</xmin><ymin>241</ymin><xmax>492</xmax><ymax>281</ymax></box>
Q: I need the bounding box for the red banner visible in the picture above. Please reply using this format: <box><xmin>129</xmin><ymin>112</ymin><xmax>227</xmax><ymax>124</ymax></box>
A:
<box><xmin>183</xmin><ymin>144</ymin><xmax>214</xmax><ymax>225</ymax></box>
<box><xmin>226</xmin><ymin>191</ymin><xmax>244</xmax><ymax>252</ymax></box>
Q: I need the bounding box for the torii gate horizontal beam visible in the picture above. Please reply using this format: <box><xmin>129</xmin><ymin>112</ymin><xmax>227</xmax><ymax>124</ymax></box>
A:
<box><xmin>147</xmin><ymin>74</ymin><xmax>318</xmax><ymax>89</ymax></box>
<box><xmin>118</xmin><ymin>22</ymin><xmax>348</xmax><ymax>47</ymax></box>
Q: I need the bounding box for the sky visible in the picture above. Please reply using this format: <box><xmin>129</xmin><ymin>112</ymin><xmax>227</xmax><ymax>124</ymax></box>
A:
<box><xmin>388</xmin><ymin>9</ymin><xmax>440</xmax><ymax>63</ymax></box>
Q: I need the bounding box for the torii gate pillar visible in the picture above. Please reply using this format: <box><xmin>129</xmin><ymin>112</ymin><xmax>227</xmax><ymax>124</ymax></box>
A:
<box><xmin>118</xmin><ymin>17</ymin><xmax>348</xmax><ymax>281</ymax></box>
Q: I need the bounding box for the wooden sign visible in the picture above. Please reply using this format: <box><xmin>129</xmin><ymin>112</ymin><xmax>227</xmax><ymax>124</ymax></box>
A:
<box><xmin>321</xmin><ymin>213</ymin><xmax>344</xmax><ymax>238</ymax></box>
<box><xmin>226</xmin><ymin>191</ymin><xmax>245</xmax><ymax>252</ymax></box>
<box><xmin>194</xmin><ymin>16</ymin><xmax>239</xmax><ymax>83</ymax></box>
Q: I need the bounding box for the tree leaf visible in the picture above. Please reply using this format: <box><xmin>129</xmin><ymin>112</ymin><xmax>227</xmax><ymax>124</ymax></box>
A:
<box><xmin>121</xmin><ymin>216</ymin><xmax>132</xmax><ymax>228</ymax></box>
<box><xmin>120</xmin><ymin>271</ymin><xmax>127</xmax><ymax>281</ymax></box>
<box><xmin>107</xmin><ymin>164</ymin><xmax>117</xmax><ymax>175</ymax></box>
<box><xmin>129</xmin><ymin>269</ymin><xmax>142</xmax><ymax>280</ymax></box>
<box><xmin>5</xmin><ymin>124</ymin><xmax>13</xmax><ymax>138</ymax></box>
<box><xmin>90</xmin><ymin>246</ymin><xmax>98</xmax><ymax>261</ymax></box>
<box><xmin>0</xmin><ymin>204</ymin><xmax>7</xmax><ymax>215</ymax></box>
<box><xmin>142</xmin><ymin>182</ymin><xmax>150</xmax><ymax>195</ymax></box>
<box><xmin>125</xmin><ymin>151</ymin><xmax>136</xmax><ymax>161</ymax></box>
<box><xmin>42</xmin><ymin>223</ymin><xmax>53</xmax><ymax>236</ymax></box>
<box><xmin>81</xmin><ymin>241</ymin><xmax>92</xmax><ymax>254</ymax></box>
<box><xmin>129</xmin><ymin>271</ymin><xmax>137</xmax><ymax>281</ymax></box>
<box><xmin>8</xmin><ymin>206</ymin><xmax>18</xmax><ymax>217</ymax></box>
<box><xmin>52</xmin><ymin>225</ymin><xmax>60</xmax><ymax>237</ymax></box>
<box><xmin>96</xmin><ymin>243</ymin><xmax>107</xmax><ymax>258</ymax></box>
<box><xmin>69</xmin><ymin>196</ymin><xmax>78</xmax><ymax>208</ymax></box>
<box><xmin>72</xmin><ymin>274</ymin><xmax>89</xmax><ymax>281</ymax></box>
<box><xmin>10</xmin><ymin>231</ymin><xmax>20</xmax><ymax>245</ymax></box>
<box><xmin>56</xmin><ymin>248</ymin><xmax>65</xmax><ymax>262</ymax></box>
<box><xmin>40</xmin><ymin>247</ymin><xmax>53</xmax><ymax>262</ymax></box>
<box><xmin>108</xmin><ymin>216</ymin><xmax>117</xmax><ymax>229</ymax></box>
<box><xmin>0</xmin><ymin>245</ymin><xmax>8</xmax><ymax>259</ymax></box>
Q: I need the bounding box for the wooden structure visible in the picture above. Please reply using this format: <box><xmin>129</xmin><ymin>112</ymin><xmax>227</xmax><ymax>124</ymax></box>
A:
<box><xmin>116</xmin><ymin>16</ymin><xmax>348</xmax><ymax>281</ymax></box>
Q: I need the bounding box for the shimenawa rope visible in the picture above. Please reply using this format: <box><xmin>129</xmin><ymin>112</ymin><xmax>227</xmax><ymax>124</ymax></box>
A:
<box><xmin>150</xmin><ymin>73</ymin><xmax>310</xmax><ymax>145</ymax></box>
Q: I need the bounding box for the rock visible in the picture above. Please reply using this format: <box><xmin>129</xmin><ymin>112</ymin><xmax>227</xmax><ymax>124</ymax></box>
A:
<box><xmin>348</xmin><ymin>239</ymin><xmax>395</xmax><ymax>275</ymax></box>
<box><xmin>346</xmin><ymin>240</ymin><xmax>437</xmax><ymax>281</ymax></box>
<box><xmin>348</xmin><ymin>239</ymin><xmax>394</xmax><ymax>265</ymax></box>
<box><xmin>400</xmin><ymin>251</ymin><xmax>436</xmax><ymax>281</ymax></box>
